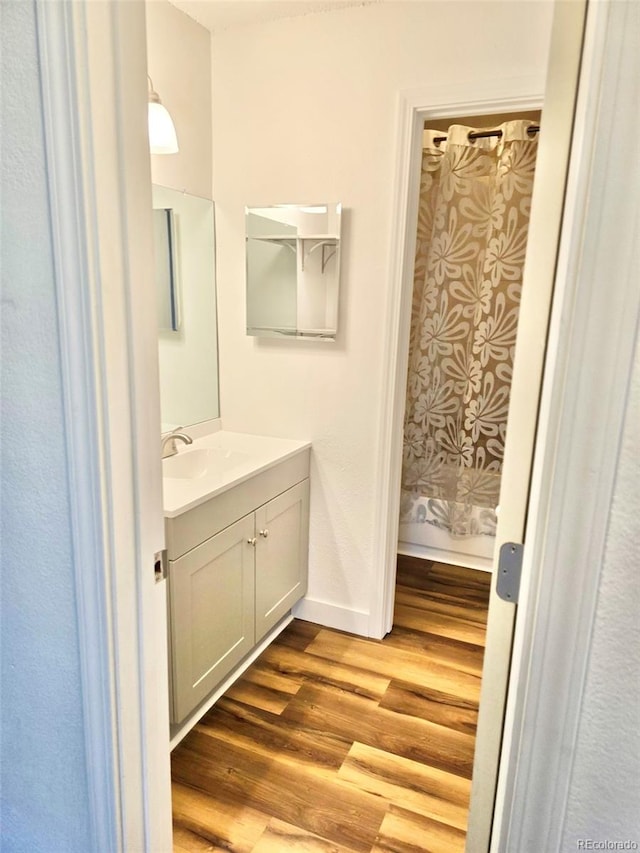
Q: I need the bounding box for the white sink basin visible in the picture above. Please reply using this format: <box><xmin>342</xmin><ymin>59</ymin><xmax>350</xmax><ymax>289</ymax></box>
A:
<box><xmin>162</xmin><ymin>430</ymin><xmax>311</xmax><ymax>517</ymax></box>
<box><xmin>163</xmin><ymin>447</ymin><xmax>249</xmax><ymax>480</ymax></box>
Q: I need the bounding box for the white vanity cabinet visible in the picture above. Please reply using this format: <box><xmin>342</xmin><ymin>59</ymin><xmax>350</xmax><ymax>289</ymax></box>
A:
<box><xmin>165</xmin><ymin>449</ymin><xmax>309</xmax><ymax>725</ymax></box>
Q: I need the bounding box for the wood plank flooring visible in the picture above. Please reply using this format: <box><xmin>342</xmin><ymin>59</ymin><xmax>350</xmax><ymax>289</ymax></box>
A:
<box><xmin>171</xmin><ymin>557</ymin><xmax>491</xmax><ymax>852</ymax></box>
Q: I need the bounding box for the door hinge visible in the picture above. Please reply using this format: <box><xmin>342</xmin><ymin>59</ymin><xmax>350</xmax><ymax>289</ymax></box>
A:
<box><xmin>154</xmin><ymin>549</ymin><xmax>168</xmax><ymax>583</ymax></box>
<box><xmin>496</xmin><ymin>542</ymin><xmax>524</xmax><ymax>603</ymax></box>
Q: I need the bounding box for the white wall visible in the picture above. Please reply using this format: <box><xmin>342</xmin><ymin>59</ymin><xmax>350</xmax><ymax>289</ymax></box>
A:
<box><xmin>0</xmin><ymin>3</ymin><xmax>92</xmax><ymax>848</ymax></box>
<box><xmin>562</xmin><ymin>335</ymin><xmax>640</xmax><ymax>845</ymax></box>
<box><xmin>146</xmin><ymin>0</ymin><xmax>212</xmax><ymax>199</ymax></box>
<box><xmin>211</xmin><ymin>1</ymin><xmax>554</xmax><ymax>629</ymax></box>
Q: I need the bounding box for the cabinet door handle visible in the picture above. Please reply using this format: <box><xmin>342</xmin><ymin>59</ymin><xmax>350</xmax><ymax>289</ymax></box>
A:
<box><xmin>247</xmin><ymin>537</ymin><xmax>256</xmax><ymax>546</ymax></box>
<box><xmin>259</xmin><ymin>529</ymin><xmax>269</xmax><ymax>538</ymax></box>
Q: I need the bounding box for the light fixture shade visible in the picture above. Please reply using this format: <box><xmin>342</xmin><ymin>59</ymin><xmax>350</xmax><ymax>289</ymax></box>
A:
<box><xmin>148</xmin><ymin>101</ymin><xmax>179</xmax><ymax>154</ymax></box>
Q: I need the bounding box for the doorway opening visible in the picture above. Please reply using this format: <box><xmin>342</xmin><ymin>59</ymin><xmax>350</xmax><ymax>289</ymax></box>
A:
<box><xmin>387</xmin><ymin>106</ymin><xmax>544</xmax><ymax>845</ymax></box>
<box><xmin>396</xmin><ymin>110</ymin><xmax>541</xmax><ymax>578</ymax></box>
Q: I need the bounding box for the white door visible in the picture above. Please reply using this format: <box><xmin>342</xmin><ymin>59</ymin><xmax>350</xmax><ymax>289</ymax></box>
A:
<box><xmin>466</xmin><ymin>2</ymin><xmax>588</xmax><ymax>846</ymax></box>
<box><xmin>369</xmin><ymin>2</ymin><xmax>588</xmax><ymax>850</ymax></box>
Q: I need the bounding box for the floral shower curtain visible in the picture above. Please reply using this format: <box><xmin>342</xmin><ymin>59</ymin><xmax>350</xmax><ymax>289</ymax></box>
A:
<box><xmin>400</xmin><ymin>120</ymin><xmax>538</xmax><ymax>538</ymax></box>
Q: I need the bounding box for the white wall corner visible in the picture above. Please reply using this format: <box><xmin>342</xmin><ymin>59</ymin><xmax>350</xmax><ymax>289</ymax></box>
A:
<box><xmin>293</xmin><ymin>597</ymin><xmax>370</xmax><ymax>638</ymax></box>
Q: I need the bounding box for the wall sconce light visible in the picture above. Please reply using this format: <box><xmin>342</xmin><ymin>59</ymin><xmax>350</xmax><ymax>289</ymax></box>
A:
<box><xmin>147</xmin><ymin>76</ymin><xmax>179</xmax><ymax>155</ymax></box>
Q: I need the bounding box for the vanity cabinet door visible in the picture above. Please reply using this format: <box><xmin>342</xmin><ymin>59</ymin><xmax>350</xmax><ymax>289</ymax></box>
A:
<box><xmin>255</xmin><ymin>479</ymin><xmax>310</xmax><ymax>640</ymax></box>
<box><xmin>168</xmin><ymin>513</ymin><xmax>255</xmax><ymax>724</ymax></box>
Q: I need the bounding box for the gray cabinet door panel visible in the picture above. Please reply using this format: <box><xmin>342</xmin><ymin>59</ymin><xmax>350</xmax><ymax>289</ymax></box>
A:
<box><xmin>255</xmin><ymin>479</ymin><xmax>310</xmax><ymax>640</ymax></box>
<box><xmin>168</xmin><ymin>513</ymin><xmax>255</xmax><ymax>723</ymax></box>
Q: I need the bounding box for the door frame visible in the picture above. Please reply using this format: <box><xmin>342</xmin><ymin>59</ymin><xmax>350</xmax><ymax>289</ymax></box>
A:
<box><xmin>367</xmin><ymin>79</ymin><xmax>556</xmax><ymax>853</ymax></box>
<box><xmin>35</xmin><ymin>1</ymin><xmax>173</xmax><ymax>850</ymax></box>
<box><xmin>371</xmin><ymin>1</ymin><xmax>640</xmax><ymax>851</ymax></box>
<box><xmin>370</xmin><ymin>4</ymin><xmax>588</xmax><ymax>852</ymax></box>
<box><xmin>37</xmin><ymin>0</ymin><xmax>638</xmax><ymax>850</ymax></box>
<box><xmin>368</xmin><ymin>75</ymin><xmax>547</xmax><ymax>641</ymax></box>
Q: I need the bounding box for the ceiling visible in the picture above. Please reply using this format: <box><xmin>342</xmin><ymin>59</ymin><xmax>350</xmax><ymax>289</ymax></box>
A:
<box><xmin>169</xmin><ymin>0</ymin><xmax>381</xmax><ymax>33</ymax></box>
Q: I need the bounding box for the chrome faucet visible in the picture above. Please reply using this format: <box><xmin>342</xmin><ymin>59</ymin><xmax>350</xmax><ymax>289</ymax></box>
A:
<box><xmin>161</xmin><ymin>427</ymin><xmax>193</xmax><ymax>459</ymax></box>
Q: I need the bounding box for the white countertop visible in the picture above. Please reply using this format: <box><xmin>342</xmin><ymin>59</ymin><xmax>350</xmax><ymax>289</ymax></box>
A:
<box><xmin>162</xmin><ymin>430</ymin><xmax>311</xmax><ymax>518</ymax></box>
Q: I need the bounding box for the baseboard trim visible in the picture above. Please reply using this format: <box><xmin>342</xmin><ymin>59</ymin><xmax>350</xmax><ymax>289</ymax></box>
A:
<box><xmin>398</xmin><ymin>542</ymin><xmax>494</xmax><ymax>573</ymax></box>
<box><xmin>293</xmin><ymin>597</ymin><xmax>370</xmax><ymax>637</ymax></box>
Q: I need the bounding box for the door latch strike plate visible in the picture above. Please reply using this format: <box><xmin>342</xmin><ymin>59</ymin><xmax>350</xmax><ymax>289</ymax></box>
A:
<box><xmin>154</xmin><ymin>549</ymin><xmax>167</xmax><ymax>583</ymax></box>
<box><xmin>497</xmin><ymin>542</ymin><xmax>523</xmax><ymax>603</ymax></box>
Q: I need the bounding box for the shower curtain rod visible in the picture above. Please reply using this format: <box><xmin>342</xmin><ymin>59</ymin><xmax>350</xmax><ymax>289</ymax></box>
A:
<box><xmin>432</xmin><ymin>124</ymin><xmax>540</xmax><ymax>145</ymax></box>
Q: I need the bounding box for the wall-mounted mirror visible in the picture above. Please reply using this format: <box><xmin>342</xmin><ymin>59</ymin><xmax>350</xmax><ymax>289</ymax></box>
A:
<box><xmin>246</xmin><ymin>203</ymin><xmax>342</xmax><ymax>341</ymax></box>
<box><xmin>152</xmin><ymin>185</ymin><xmax>220</xmax><ymax>429</ymax></box>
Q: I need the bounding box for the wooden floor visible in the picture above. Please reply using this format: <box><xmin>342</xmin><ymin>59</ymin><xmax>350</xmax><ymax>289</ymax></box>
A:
<box><xmin>171</xmin><ymin>557</ymin><xmax>491</xmax><ymax>852</ymax></box>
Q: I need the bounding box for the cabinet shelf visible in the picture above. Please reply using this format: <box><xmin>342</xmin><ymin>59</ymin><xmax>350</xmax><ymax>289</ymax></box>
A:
<box><xmin>248</xmin><ymin>234</ymin><xmax>297</xmax><ymax>248</ymax></box>
<box><xmin>247</xmin><ymin>234</ymin><xmax>339</xmax><ymax>271</ymax></box>
<box><xmin>247</xmin><ymin>234</ymin><xmax>339</xmax><ymax>242</ymax></box>
<box><xmin>247</xmin><ymin>325</ymin><xmax>337</xmax><ymax>341</ymax></box>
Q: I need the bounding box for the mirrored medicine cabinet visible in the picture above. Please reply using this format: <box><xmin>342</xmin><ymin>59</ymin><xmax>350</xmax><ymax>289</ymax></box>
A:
<box><xmin>246</xmin><ymin>203</ymin><xmax>342</xmax><ymax>341</ymax></box>
<box><xmin>152</xmin><ymin>185</ymin><xmax>220</xmax><ymax>430</ymax></box>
